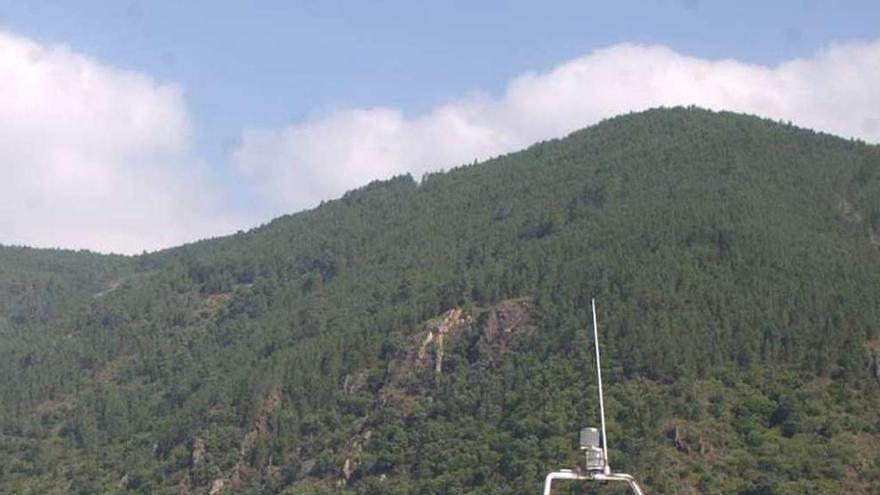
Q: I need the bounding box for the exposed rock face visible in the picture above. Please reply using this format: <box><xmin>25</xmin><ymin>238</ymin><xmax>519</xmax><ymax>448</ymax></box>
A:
<box><xmin>175</xmin><ymin>477</ymin><xmax>192</xmax><ymax>495</ymax></box>
<box><xmin>204</xmin><ymin>292</ymin><xmax>233</xmax><ymax>313</ymax></box>
<box><xmin>192</xmin><ymin>437</ymin><xmax>206</xmax><ymax>467</ymax></box>
<box><xmin>323</xmin><ymin>299</ymin><xmax>537</xmax><ymax>489</ymax></box>
<box><xmin>208</xmin><ymin>478</ymin><xmax>224</xmax><ymax>495</ymax></box>
<box><xmin>668</xmin><ymin>424</ymin><xmax>690</xmax><ymax>454</ymax></box>
<box><xmin>341</xmin><ymin>429</ymin><xmax>373</xmax><ymax>485</ymax></box>
<box><xmin>229</xmin><ymin>385</ymin><xmax>282</xmax><ymax>487</ymax></box>
<box><xmin>417</xmin><ymin>308</ymin><xmax>471</xmax><ymax>373</ymax></box>
<box><xmin>381</xmin><ymin>298</ymin><xmax>534</xmax><ymax>414</ymax></box>
<box><xmin>480</xmin><ymin>298</ymin><xmax>535</xmax><ymax>356</ymax></box>
<box><xmin>412</xmin><ymin>300</ymin><xmax>534</xmax><ymax>375</ymax></box>
<box><xmin>838</xmin><ymin>198</ymin><xmax>880</xmax><ymax>248</ymax></box>
<box><xmin>186</xmin><ymin>385</ymin><xmax>283</xmax><ymax>494</ymax></box>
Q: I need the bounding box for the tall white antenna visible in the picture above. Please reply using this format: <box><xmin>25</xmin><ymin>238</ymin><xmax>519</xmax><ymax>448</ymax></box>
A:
<box><xmin>591</xmin><ymin>297</ymin><xmax>609</xmax><ymax>474</ymax></box>
<box><xmin>540</xmin><ymin>298</ymin><xmax>645</xmax><ymax>494</ymax></box>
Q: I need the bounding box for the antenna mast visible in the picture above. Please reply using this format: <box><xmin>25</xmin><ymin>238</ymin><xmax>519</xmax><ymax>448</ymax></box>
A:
<box><xmin>591</xmin><ymin>298</ymin><xmax>610</xmax><ymax>474</ymax></box>
<box><xmin>539</xmin><ymin>298</ymin><xmax>645</xmax><ymax>495</ymax></box>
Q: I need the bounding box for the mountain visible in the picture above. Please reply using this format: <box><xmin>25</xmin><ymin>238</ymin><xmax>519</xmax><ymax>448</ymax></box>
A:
<box><xmin>1</xmin><ymin>107</ymin><xmax>879</xmax><ymax>494</ymax></box>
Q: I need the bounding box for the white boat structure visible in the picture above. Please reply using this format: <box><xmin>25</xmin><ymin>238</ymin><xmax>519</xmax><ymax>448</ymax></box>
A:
<box><xmin>542</xmin><ymin>299</ymin><xmax>646</xmax><ymax>495</ymax></box>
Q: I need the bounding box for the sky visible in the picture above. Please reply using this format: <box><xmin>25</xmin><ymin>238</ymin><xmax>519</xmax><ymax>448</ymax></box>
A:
<box><xmin>0</xmin><ymin>0</ymin><xmax>878</xmax><ymax>253</ymax></box>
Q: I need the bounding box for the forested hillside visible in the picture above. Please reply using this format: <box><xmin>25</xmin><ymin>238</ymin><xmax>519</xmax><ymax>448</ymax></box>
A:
<box><xmin>1</xmin><ymin>107</ymin><xmax>880</xmax><ymax>494</ymax></box>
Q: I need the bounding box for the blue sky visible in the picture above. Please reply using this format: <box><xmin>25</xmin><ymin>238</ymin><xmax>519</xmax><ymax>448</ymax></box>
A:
<box><xmin>0</xmin><ymin>1</ymin><xmax>878</xmax><ymax>252</ymax></box>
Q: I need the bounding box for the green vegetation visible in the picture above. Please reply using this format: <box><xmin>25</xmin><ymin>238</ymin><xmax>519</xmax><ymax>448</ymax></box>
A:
<box><xmin>1</xmin><ymin>107</ymin><xmax>879</xmax><ymax>494</ymax></box>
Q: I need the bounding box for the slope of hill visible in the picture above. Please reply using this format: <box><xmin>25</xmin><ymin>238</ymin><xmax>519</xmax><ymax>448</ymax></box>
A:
<box><xmin>0</xmin><ymin>247</ymin><xmax>132</xmax><ymax>333</ymax></box>
<box><xmin>1</xmin><ymin>107</ymin><xmax>879</xmax><ymax>494</ymax></box>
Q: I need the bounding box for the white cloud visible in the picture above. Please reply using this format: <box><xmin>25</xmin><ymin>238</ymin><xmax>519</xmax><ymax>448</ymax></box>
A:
<box><xmin>233</xmin><ymin>40</ymin><xmax>880</xmax><ymax>214</ymax></box>
<box><xmin>0</xmin><ymin>30</ymin><xmax>245</xmax><ymax>254</ymax></box>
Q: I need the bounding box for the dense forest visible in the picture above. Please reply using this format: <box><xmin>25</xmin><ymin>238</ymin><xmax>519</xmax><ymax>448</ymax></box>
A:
<box><xmin>1</xmin><ymin>107</ymin><xmax>879</xmax><ymax>494</ymax></box>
